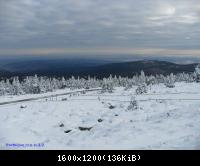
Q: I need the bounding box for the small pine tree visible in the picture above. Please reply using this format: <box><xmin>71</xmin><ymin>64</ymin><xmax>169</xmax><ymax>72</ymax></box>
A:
<box><xmin>164</xmin><ymin>73</ymin><xmax>175</xmax><ymax>88</ymax></box>
<box><xmin>136</xmin><ymin>83</ymin><xmax>147</xmax><ymax>94</ymax></box>
<box><xmin>61</xmin><ymin>77</ymin><xmax>66</xmax><ymax>88</ymax></box>
<box><xmin>194</xmin><ymin>64</ymin><xmax>200</xmax><ymax>82</ymax></box>
<box><xmin>31</xmin><ymin>75</ymin><xmax>41</xmax><ymax>94</ymax></box>
<box><xmin>127</xmin><ymin>96</ymin><xmax>138</xmax><ymax>110</ymax></box>
<box><xmin>139</xmin><ymin>70</ymin><xmax>146</xmax><ymax>84</ymax></box>
<box><xmin>124</xmin><ymin>82</ymin><xmax>132</xmax><ymax>91</ymax></box>
<box><xmin>101</xmin><ymin>78</ymin><xmax>114</xmax><ymax>93</ymax></box>
<box><xmin>12</xmin><ymin>77</ymin><xmax>24</xmax><ymax>95</ymax></box>
<box><xmin>0</xmin><ymin>81</ymin><xmax>6</xmax><ymax>96</ymax></box>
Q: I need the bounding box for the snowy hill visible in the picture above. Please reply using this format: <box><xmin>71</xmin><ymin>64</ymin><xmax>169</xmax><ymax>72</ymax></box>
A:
<box><xmin>0</xmin><ymin>60</ymin><xmax>197</xmax><ymax>78</ymax></box>
<box><xmin>88</xmin><ymin>60</ymin><xmax>198</xmax><ymax>77</ymax></box>
<box><xmin>0</xmin><ymin>82</ymin><xmax>200</xmax><ymax>150</ymax></box>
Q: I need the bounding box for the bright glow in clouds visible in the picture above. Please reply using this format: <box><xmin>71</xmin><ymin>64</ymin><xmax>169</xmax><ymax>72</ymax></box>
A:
<box><xmin>164</xmin><ymin>5</ymin><xmax>176</xmax><ymax>15</ymax></box>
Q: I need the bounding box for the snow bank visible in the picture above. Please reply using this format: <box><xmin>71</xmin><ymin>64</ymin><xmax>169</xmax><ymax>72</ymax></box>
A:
<box><xmin>0</xmin><ymin>83</ymin><xmax>200</xmax><ymax>149</ymax></box>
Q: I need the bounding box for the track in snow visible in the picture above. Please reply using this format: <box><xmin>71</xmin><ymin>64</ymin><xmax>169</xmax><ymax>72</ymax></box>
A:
<box><xmin>0</xmin><ymin>88</ymin><xmax>102</xmax><ymax>106</ymax></box>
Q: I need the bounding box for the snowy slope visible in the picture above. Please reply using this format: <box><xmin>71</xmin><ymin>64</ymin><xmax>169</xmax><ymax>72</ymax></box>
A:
<box><xmin>0</xmin><ymin>82</ymin><xmax>200</xmax><ymax>149</ymax></box>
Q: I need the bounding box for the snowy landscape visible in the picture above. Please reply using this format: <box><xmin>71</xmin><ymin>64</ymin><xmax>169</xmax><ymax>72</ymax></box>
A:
<box><xmin>1</xmin><ymin>0</ymin><xmax>200</xmax><ymax>154</ymax></box>
<box><xmin>0</xmin><ymin>66</ymin><xmax>200</xmax><ymax>150</ymax></box>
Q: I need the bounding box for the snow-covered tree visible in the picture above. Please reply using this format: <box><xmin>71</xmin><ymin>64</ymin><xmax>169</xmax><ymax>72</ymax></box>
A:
<box><xmin>0</xmin><ymin>81</ymin><xmax>6</xmax><ymax>96</ymax></box>
<box><xmin>12</xmin><ymin>77</ymin><xmax>24</xmax><ymax>95</ymax></box>
<box><xmin>69</xmin><ymin>76</ymin><xmax>76</xmax><ymax>90</ymax></box>
<box><xmin>101</xmin><ymin>78</ymin><xmax>114</xmax><ymax>93</ymax></box>
<box><xmin>139</xmin><ymin>70</ymin><xmax>146</xmax><ymax>84</ymax></box>
<box><xmin>124</xmin><ymin>81</ymin><xmax>132</xmax><ymax>90</ymax></box>
<box><xmin>146</xmin><ymin>75</ymin><xmax>156</xmax><ymax>85</ymax></box>
<box><xmin>127</xmin><ymin>96</ymin><xmax>138</xmax><ymax>110</ymax></box>
<box><xmin>30</xmin><ymin>75</ymin><xmax>41</xmax><ymax>94</ymax></box>
<box><xmin>164</xmin><ymin>73</ymin><xmax>175</xmax><ymax>88</ymax></box>
<box><xmin>4</xmin><ymin>79</ymin><xmax>12</xmax><ymax>94</ymax></box>
<box><xmin>194</xmin><ymin>64</ymin><xmax>200</xmax><ymax>82</ymax></box>
<box><xmin>0</xmin><ymin>68</ymin><xmax>199</xmax><ymax>97</ymax></box>
<box><xmin>51</xmin><ymin>77</ymin><xmax>59</xmax><ymax>90</ymax></box>
<box><xmin>136</xmin><ymin>83</ymin><xmax>147</xmax><ymax>94</ymax></box>
<box><xmin>22</xmin><ymin>76</ymin><xmax>31</xmax><ymax>94</ymax></box>
<box><xmin>38</xmin><ymin>77</ymin><xmax>48</xmax><ymax>93</ymax></box>
<box><xmin>60</xmin><ymin>77</ymin><xmax>67</xmax><ymax>89</ymax></box>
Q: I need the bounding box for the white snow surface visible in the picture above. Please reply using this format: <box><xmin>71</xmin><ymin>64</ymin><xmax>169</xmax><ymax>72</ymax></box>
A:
<box><xmin>0</xmin><ymin>82</ymin><xmax>200</xmax><ymax>150</ymax></box>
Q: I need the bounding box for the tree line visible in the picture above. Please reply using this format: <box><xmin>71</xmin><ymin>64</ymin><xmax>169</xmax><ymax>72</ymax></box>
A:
<box><xmin>0</xmin><ymin>65</ymin><xmax>200</xmax><ymax>96</ymax></box>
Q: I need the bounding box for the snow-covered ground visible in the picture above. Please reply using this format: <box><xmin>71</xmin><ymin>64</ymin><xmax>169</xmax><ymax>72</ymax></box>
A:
<box><xmin>0</xmin><ymin>82</ymin><xmax>200</xmax><ymax>149</ymax></box>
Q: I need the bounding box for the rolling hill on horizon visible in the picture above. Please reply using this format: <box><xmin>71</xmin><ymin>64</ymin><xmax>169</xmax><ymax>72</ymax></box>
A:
<box><xmin>0</xmin><ymin>59</ymin><xmax>198</xmax><ymax>78</ymax></box>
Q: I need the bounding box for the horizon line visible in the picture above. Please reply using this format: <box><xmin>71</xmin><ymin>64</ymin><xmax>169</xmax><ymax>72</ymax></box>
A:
<box><xmin>0</xmin><ymin>48</ymin><xmax>200</xmax><ymax>57</ymax></box>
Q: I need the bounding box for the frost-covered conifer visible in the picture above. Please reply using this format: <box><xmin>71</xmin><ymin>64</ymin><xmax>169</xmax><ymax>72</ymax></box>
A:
<box><xmin>136</xmin><ymin>83</ymin><xmax>147</xmax><ymax>94</ymax></box>
<box><xmin>101</xmin><ymin>78</ymin><xmax>114</xmax><ymax>93</ymax></box>
<box><xmin>0</xmin><ymin>81</ymin><xmax>6</xmax><ymax>96</ymax></box>
<box><xmin>139</xmin><ymin>70</ymin><xmax>146</xmax><ymax>84</ymax></box>
<box><xmin>194</xmin><ymin>64</ymin><xmax>200</xmax><ymax>82</ymax></box>
<box><xmin>164</xmin><ymin>73</ymin><xmax>175</xmax><ymax>88</ymax></box>
<box><xmin>12</xmin><ymin>77</ymin><xmax>24</xmax><ymax>95</ymax></box>
<box><xmin>127</xmin><ymin>96</ymin><xmax>138</xmax><ymax>110</ymax></box>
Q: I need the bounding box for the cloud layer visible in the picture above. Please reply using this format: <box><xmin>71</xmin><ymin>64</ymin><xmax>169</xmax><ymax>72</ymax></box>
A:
<box><xmin>0</xmin><ymin>0</ymin><xmax>200</xmax><ymax>55</ymax></box>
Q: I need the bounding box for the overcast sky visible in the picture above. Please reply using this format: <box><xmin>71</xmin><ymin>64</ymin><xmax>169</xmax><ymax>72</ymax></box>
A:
<box><xmin>0</xmin><ymin>0</ymin><xmax>200</xmax><ymax>57</ymax></box>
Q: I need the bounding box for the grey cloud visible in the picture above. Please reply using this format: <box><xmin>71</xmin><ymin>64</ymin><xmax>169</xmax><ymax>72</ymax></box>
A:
<box><xmin>0</xmin><ymin>0</ymin><xmax>200</xmax><ymax>50</ymax></box>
